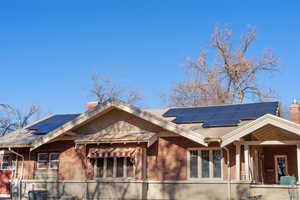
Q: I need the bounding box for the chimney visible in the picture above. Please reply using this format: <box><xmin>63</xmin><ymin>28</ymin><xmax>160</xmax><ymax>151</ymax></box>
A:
<box><xmin>290</xmin><ymin>98</ymin><xmax>300</xmax><ymax>123</ymax></box>
<box><xmin>86</xmin><ymin>101</ymin><xmax>98</xmax><ymax>111</ymax></box>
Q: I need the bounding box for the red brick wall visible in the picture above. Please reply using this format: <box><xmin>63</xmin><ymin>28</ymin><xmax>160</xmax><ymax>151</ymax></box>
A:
<box><xmin>262</xmin><ymin>145</ymin><xmax>297</xmax><ymax>184</ymax></box>
<box><xmin>11</xmin><ymin>141</ymin><xmax>89</xmax><ymax>180</ymax></box>
<box><xmin>147</xmin><ymin>136</ymin><xmax>206</xmax><ymax>180</ymax></box>
<box><xmin>0</xmin><ymin>170</ymin><xmax>13</xmax><ymax>194</ymax></box>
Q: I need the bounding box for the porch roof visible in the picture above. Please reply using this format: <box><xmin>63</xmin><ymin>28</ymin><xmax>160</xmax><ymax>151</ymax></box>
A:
<box><xmin>221</xmin><ymin>114</ymin><xmax>300</xmax><ymax>147</ymax></box>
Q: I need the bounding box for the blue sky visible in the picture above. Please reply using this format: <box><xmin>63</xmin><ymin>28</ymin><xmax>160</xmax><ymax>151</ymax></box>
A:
<box><xmin>0</xmin><ymin>0</ymin><xmax>299</xmax><ymax>114</ymax></box>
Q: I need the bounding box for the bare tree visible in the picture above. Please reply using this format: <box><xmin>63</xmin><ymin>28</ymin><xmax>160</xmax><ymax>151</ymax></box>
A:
<box><xmin>167</xmin><ymin>25</ymin><xmax>279</xmax><ymax>107</ymax></box>
<box><xmin>90</xmin><ymin>73</ymin><xmax>143</xmax><ymax>105</ymax></box>
<box><xmin>0</xmin><ymin>104</ymin><xmax>40</xmax><ymax>136</ymax></box>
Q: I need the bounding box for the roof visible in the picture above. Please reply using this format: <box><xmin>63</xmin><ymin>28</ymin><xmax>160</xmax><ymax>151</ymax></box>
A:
<box><xmin>0</xmin><ymin>114</ymin><xmax>80</xmax><ymax>148</ymax></box>
<box><xmin>146</xmin><ymin>102</ymin><xmax>280</xmax><ymax>138</ymax></box>
<box><xmin>27</xmin><ymin>114</ymin><xmax>80</xmax><ymax>135</ymax></box>
<box><xmin>0</xmin><ymin>100</ymin><xmax>290</xmax><ymax>149</ymax></box>
<box><xmin>162</xmin><ymin>101</ymin><xmax>279</xmax><ymax>127</ymax></box>
<box><xmin>30</xmin><ymin>99</ymin><xmax>207</xmax><ymax>150</ymax></box>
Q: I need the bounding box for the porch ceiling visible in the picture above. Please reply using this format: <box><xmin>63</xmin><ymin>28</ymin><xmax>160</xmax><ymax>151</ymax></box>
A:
<box><xmin>247</xmin><ymin>124</ymin><xmax>300</xmax><ymax>141</ymax></box>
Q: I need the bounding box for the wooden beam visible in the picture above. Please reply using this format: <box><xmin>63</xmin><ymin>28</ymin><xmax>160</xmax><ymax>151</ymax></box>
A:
<box><xmin>147</xmin><ymin>135</ymin><xmax>158</xmax><ymax>147</ymax></box>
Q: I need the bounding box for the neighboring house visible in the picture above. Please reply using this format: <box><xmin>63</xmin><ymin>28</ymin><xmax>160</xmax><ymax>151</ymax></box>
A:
<box><xmin>0</xmin><ymin>99</ymin><xmax>300</xmax><ymax>200</ymax></box>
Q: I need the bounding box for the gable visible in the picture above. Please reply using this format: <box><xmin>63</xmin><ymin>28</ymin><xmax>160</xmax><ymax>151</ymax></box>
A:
<box><xmin>221</xmin><ymin>114</ymin><xmax>300</xmax><ymax>147</ymax></box>
<box><xmin>31</xmin><ymin>100</ymin><xmax>207</xmax><ymax>150</ymax></box>
<box><xmin>244</xmin><ymin>124</ymin><xmax>300</xmax><ymax>141</ymax></box>
<box><xmin>75</xmin><ymin>108</ymin><xmax>163</xmax><ymax>136</ymax></box>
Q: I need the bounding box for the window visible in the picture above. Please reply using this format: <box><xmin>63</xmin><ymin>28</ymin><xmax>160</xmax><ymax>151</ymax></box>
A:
<box><xmin>37</xmin><ymin>153</ymin><xmax>59</xmax><ymax>169</ymax></box>
<box><xmin>95</xmin><ymin>157</ymin><xmax>135</xmax><ymax>178</ymax></box>
<box><xmin>49</xmin><ymin>153</ymin><xmax>59</xmax><ymax>169</ymax></box>
<box><xmin>0</xmin><ymin>154</ymin><xmax>15</xmax><ymax>170</ymax></box>
<box><xmin>189</xmin><ymin>150</ymin><xmax>198</xmax><ymax>178</ymax></box>
<box><xmin>188</xmin><ymin>149</ymin><xmax>222</xmax><ymax>179</ymax></box>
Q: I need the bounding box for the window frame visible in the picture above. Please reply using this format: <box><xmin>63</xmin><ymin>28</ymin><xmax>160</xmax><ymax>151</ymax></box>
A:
<box><xmin>49</xmin><ymin>152</ymin><xmax>60</xmax><ymax>169</ymax></box>
<box><xmin>37</xmin><ymin>152</ymin><xmax>59</xmax><ymax>170</ymax></box>
<box><xmin>187</xmin><ymin>148</ymin><xmax>223</xmax><ymax>180</ymax></box>
<box><xmin>0</xmin><ymin>154</ymin><xmax>16</xmax><ymax>170</ymax></box>
<box><xmin>94</xmin><ymin>157</ymin><xmax>135</xmax><ymax>179</ymax></box>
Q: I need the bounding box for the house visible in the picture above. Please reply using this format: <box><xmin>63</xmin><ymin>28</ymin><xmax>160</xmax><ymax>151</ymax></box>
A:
<box><xmin>0</xmin><ymin>99</ymin><xmax>300</xmax><ymax>200</ymax></box>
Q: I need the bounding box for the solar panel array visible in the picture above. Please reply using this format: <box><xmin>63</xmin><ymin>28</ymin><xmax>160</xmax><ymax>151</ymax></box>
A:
<box><xmin>27</xmin><ymin>114</ymin><xmax>80</xmax><ymax>135</ymax></box>
<box><xmin>163</xmin><ymin>102</ymin><xmax>279</xmax><ymax>128</ymax></box>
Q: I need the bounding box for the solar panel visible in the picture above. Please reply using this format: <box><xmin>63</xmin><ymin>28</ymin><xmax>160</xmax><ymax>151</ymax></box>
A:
<box><xmin>27</xmin><ymin>114</ymin><xmax>80</xmax><ymax>135</ymax></box>
<box><xmin>163</xmin><ymin>102</ymin><xmax>279</xmax><ymax>127</ymax></box>
<box><xmin>202</xmin><ymin>119</ymin><xmax>240</xmax><ymax>128</ymax></box>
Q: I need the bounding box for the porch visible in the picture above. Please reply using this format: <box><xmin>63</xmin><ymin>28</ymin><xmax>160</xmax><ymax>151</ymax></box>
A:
<box><xmin>235</xmin><ymin>142</ymin><xmax>299</xmax><ymax>185</ymax></box>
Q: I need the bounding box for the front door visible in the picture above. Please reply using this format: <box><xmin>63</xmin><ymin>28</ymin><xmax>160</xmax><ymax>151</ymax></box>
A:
<box><xmin>274</xmin><ymin>155</ymin><xmax>288</xmax><ymax>183</ymax></box>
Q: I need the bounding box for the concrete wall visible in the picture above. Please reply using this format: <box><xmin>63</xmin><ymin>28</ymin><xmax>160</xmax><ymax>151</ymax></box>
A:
<box><xmin>19</xmin><ymin>180</ymin><xmax>299</xmax><ymax>200</ymax></box>
<box><xmin>146</xmin><ymin>181</ymin><xmax>250</xmax><ymax>200</ymax></box>
<box><xmin>250</xmin><ymin>185</ymin><xmax>298</xmax><ymax>200</ymax></box>
<box><xmin>20</xmin><ymin>180</ymin><xmax>145</xmax><ymax>200</ymax></box>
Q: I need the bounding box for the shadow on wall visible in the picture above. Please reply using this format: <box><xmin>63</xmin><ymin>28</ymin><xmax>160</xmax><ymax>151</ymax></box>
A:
<box><xmin>152</xmin><ymin>138</ymin><xmax>226</xmax><ymax>200</ymax></box>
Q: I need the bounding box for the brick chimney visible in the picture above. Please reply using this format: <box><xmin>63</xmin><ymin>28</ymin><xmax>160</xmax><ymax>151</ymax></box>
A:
<box><xmin>290</xmin><ymin>98</ymin><xmax>300</xmax><ymax>123</ymax></box>
<box><xmin>86</xmin><ymin>101</ymin><xmax>98</xmax><ymax>111</ymax></box>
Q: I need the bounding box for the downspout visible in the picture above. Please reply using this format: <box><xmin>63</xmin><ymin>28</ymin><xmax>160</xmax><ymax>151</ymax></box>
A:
<box><xmin>224</xmin><ymin>147</ymin><xmax>231</xmax><ymax>200</ymax></box>
<box><xmin>8</xmin><ymin>147</ymin><xmax>24</xmax><ymax>200</ymax></box>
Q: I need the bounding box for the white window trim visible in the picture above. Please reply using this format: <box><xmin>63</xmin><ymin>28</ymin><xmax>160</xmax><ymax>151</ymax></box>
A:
<box><xmin>37</xmin><ymin>152</ymin><xmax>59</xmax><ymax>169</ymax></box>
<box><xmin>95</xmin><ymin>157</ymin><xmax>136</xmax><ymax>179</ymax></box>
<box><xmin>0</xmin><ymin>154</ymin><xmax>16</xmax><ymax>170</ymax></box>
<box><xmin>37</xmin><ymin>153</ymin><xmax>49</xmax><ymax>169</ymax></box>
<box><xmin>49</xmin><ymin>152</ymin><xmax>59</xmax><ymax>169</ymax></box>
<box><xmin>187</xmin><ymin>148</ymin><xmax>223</xmax><ymax>180</ymax></box>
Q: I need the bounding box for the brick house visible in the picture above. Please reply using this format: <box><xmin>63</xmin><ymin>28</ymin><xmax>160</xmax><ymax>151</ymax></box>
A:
<box><xmin>0</xmin><ymin>99</ymin><xmax>300</xmax><ymax>200</ymax></box>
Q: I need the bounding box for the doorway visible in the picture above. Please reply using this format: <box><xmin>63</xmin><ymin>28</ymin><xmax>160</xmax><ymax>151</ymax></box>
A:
<box><xmin>274</xmin><ymin>155</ymin><xmax>288</xmax><ymax>183</ymax></box>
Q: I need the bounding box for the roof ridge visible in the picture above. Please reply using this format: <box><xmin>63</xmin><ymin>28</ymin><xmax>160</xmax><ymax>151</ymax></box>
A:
<box><xmin>165</xmin><ymin>101</ymin><xmax>279</xmax><ymax>110</ymax></box>
<box><xmin>52</xmin><ymin>113</ymin><xmax>81</xmax><ymax>116</ymax></box>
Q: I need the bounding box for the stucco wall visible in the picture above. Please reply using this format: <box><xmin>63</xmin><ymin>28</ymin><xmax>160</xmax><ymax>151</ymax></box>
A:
<box><xmin>75</xmin><ymin>108</ymin><xmax>163</xmax><ymax>136</ymax></box>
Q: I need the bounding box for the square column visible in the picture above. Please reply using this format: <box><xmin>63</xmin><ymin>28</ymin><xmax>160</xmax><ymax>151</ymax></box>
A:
<box><xmin>236</xmin><ymin>143</ymin><xmax>241</xmax><ymax>181</ymax></box>
<box><xmin>244</xmin><ymin>144</ymin><xmax>249</xmax><ymax>181</ymax></box>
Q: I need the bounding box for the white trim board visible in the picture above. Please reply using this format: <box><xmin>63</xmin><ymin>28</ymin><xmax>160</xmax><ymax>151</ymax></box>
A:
<box><xmin>221</xmin><ymin>114</ymin><xmax>300</xmax><ymax>147</ymax></box>
<box><xmin>240</xmin><ymin>141</ymin><xmax>300</xmax><ymax>145</ymax></box>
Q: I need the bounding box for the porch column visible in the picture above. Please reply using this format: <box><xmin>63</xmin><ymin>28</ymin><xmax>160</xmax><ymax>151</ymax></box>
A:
<box><xmin>297</xmin><ymin>144</ymin><xmax>300</xmax><ymax>182</ymax></box>
<box><xmin>236</xmin><ymin>143</ymin><xmax>241</xmax><ymax>181</ymax></box>
<box><xmin>244</xmin><ymin>144</ymin><xmax>249</xmax><ymax>181</ymax></box>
